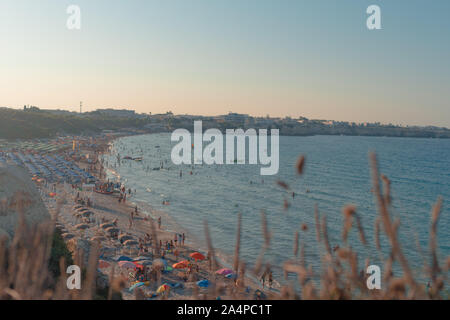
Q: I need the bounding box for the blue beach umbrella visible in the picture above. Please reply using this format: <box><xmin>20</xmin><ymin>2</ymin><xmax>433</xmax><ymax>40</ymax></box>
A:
<box><xmin>197</xmin><ymin>280</ymin><xmax>210</xmax><ymax>288</ymax></box>
<box><xmin>116</xmin><ymin>255</ymin><xmax>133</xmax><ymax>262</ymax></box>
<box><xmin>225</xmin><ymin>273</ymin><xmax>237</xmax><ymax>279</ymax></box>
<box><xmin>129</xmin><ymin>282</ymin><xmax>146</xmax><ymax>292</ymax></box>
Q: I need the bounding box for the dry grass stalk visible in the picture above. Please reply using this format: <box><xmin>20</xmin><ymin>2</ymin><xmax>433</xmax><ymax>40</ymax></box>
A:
<box><xmin>233</xmin><ymin>213</ymin><xmax>242</xmax><ymax>274</ymax></box>
<box><xmin>0</xmin><ymin>152</ymin><xmax>447</xmax><ymax>300</ymax></box>
<box><xmin>296</xmin><ymin>155</ymin><xmax>305</xmax><ymax>175</ymax></box>
<box><xmin>369</xmin><ymin>153</ymin><xmax>416</xmax><ymax>289</ymax></box>
<box><xmin>429</xmin><ymin>198</ymin><xmax>442</xmax><ymax>286</ymax></box>
<box><xmin>293</xmin><ymin>231</ymin><xmax>299</xmax><ymax>257</ymax></box>
<box><xmin>314</xmin><ymin>204</ymin><xmax>321</xmax><ymax>242</ymax></box>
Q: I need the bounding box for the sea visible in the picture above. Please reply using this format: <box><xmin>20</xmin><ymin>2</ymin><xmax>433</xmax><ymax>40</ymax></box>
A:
<box><xmin>102</xmin><ymin>134</ymin><xmax>449</xmax><ymax>287</ymax></box>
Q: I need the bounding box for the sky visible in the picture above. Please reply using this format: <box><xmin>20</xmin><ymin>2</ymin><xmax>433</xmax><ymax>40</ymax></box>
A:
<box><xmin>0</xmin><ymin>0</ymin><xmax>449</xmax><ymax>127</ymax></box>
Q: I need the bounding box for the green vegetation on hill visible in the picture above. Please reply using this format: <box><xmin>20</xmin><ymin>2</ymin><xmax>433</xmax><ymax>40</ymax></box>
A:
<box><xmin>1</xmin><ymin>107</ymin><xmax>449</xmax><ymax>139</ymax></box>
<box><xmin>0</xmin><ymin>108</ymin><xmax>150</xmax><ymax>139</ymax></box>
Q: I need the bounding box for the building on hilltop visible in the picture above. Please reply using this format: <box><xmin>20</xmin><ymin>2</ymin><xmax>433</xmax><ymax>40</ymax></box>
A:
<box><xmin>96</xmin><ymin>109</ymin><xmax>138</xmax><ymax>118</ymax></box>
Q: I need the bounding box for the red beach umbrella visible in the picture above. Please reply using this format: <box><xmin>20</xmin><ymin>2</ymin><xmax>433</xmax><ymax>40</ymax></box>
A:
<box><xmin>189</xmin><ymin>252</ymin><xmax>206</xmax><ymax>261</ymax></box>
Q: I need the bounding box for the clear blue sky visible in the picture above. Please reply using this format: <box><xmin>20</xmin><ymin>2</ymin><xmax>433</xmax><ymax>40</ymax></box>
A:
<box><xmin>0</xmin><ymin>0</ymin><xmax>449</xmax><ymax>127</ymax></box>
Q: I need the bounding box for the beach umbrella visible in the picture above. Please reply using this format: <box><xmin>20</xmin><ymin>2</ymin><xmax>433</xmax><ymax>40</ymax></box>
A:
<box><xmin>118</xmin><ymin>234</ymin><xmax>134</xmax><ymax>242</ymax></box>
<box><xmin>62</xmin><ymin>233</ymin><xmax>75</xmax><ymax>240</ymax></box>
<box><xmin>123</xmin><ymin>239</ymin><xmax>139</xmax><ymax>246</ymax></box>
<box><xmin>91</xmin><ymin>236</ymin><xmax>107</xmax><ymax>242</ymax></box>
<box><xmin>48</xmin><ymin>192</ymin><xmax>57</xmax><ymax>197</ymax></box>
<box><xmin>75</xmin><ymin>223</ymin><xmax>89</xmax><ymax>230</ymax></box>
<box><xmin>105</xmin><ymin>227</ymin><xmax>120</xmax><ymax>234</ymax></box>
<box><xmin>100</xmin><ymin>223</ymin><xmax>114</xmax><ymax>229</ymax></box>
<box><xmin>225</xmin><ymin>273</ymin><xmax>237</xmax><ymax>279</ymax></box>
<box><xmin>172</xmin><ymin>261</ymin><xmax>189</xmax><ymax>269</ymax></box>
<box><xmin>118</xmin><ymin>261</ymin><xmax>136</xmax><ymax>269</ymax></box>
<box><xmin>172</xmin><ymin>261</ymin><xmax>186</xmax><ymax>268</ymax></box>
<box><xmin>216</xmin><ymin>268</ymin><xmax>233</xmax><ymax>276</ymax></box>
<box><xmin>129</xmin><ymin>282</ymin><xmax>145</xmax><ymax>292</ymax></box>
<box><xmin>197</xmin><ymin>280</ymin><xmax>210</xmax><ymax>288</ymax></box>
<box><xmin>189</xmin><ymin>252</ymin><xmax>205</xmax><ymax>261</ymax></box>
<box><xmin>81</xmin><ymin>211</ymin><xmax>93</xmax><ymax>217</ymax></box>
<box><xmin>116</xmin><ymin>255</ymin><xmax>133</xmax><ymax>262</ymax></box>
<box><xmin>98</xmin><ymin>260</ymin><xmax>110</xmax><ymax>269</ymax></box>
<box><xmin>156</xmin><ymin>284</ymin><xmax>169</xmax><ymax>294</ymax></box>
<box><xmin>133</xmin><ymin>256</ymin><xmax>148</xmax><ymax>261</ymax></box>
<box><xmin>133</xmin><ymin>262</ymin><xmax>144</xmax><ymax>270</ymax></box>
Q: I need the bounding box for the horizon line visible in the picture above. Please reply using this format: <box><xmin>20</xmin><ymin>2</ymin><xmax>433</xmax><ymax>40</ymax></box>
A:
<box><xmin>3</xmin><ymin>105</ymin><xmax>449</xmax><ymax>130</ymax></box>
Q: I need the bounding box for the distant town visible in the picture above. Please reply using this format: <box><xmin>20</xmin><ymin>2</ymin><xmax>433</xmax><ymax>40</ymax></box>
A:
<box><xmin>0</xmin><ymin>105</ymin><xmax>449</xmax><ymax>140</ymax></box>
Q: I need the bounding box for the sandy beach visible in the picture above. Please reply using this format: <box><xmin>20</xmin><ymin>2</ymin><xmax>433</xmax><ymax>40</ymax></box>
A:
<box><xmin>37</xmin><ymin>139</ymin><xmax>271</xmax><ymax>300</ymax></box>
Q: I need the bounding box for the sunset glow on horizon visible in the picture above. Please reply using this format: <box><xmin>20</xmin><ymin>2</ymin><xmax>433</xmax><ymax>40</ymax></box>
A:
<box><xmin>1</xmin><ymin>0</ymin><xmax>449</xmax><ymax>127</ymax></box>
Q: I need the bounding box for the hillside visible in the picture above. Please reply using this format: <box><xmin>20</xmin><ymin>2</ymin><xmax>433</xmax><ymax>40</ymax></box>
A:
<box><xmin>0</xmin><ymin>108</ymin><xmax>150</xmax><ymax>139</ymax></box>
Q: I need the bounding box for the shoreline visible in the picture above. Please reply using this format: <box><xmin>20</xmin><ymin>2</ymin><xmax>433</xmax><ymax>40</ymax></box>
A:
<box><xmin>45</xmin><ymin>135</ymin><xmax>273</xmax><ymax>300</ymax></box>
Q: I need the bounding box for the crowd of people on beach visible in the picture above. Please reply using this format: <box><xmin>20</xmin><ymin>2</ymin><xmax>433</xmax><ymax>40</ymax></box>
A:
<box><xmin>47</xmin><ymin>140</ymin><xmax>276</xmax><ymax>299</ymax></box>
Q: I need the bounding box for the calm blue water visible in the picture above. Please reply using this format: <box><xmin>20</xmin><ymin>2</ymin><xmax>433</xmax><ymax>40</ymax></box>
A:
<box><xmin>103</xmin><ymin>134</ymin><xmax>449</xmax><ymax>285</ymax></box>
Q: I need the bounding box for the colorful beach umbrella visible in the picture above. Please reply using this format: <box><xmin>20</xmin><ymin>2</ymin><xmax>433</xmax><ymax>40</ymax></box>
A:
<box><xmin>129</xmin><ymin>282</ymin><xmax>146</xmax><ymax>292</ymax></box>
<box><xmin>133</xmin><ymin>262</ymin><xmax>144</xmax><ymax>270</ymax></box>
<box><xmin>172</xmin><ymin>262</ymin><xmax>187</xmax><ymax>269</ymax></box>
<box><xmin>156</xmin><ymin>284</ymin><xmax>169</xmax><ymax>294</ymax></box>
<box><xmin>189</xmin><ymin>252</ymin><xmax>205</xmax><ymax>261</ymax></box>
<box><xmin>172</xmin><ymin>260</ymin><xmax>189</xmax><ymax>269</ymax></box>
<box><xmin>216</xmin><ymin>268</ymin><xmax>233</xmax><ymax>276</ymax></box>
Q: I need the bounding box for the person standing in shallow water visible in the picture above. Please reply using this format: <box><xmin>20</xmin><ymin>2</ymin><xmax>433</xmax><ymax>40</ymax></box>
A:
<box><xmin>158</xmin><ymin>216</ymin><xmax>161</xmax><ymax>229</ymax></box>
